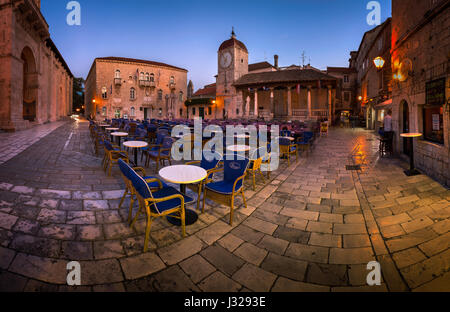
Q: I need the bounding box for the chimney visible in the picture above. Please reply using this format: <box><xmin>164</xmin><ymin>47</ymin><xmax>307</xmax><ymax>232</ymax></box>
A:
<box><xmin>274</xmin><ymin>55</ymin><xmax>279</xmax><ymax>69</ymax></box>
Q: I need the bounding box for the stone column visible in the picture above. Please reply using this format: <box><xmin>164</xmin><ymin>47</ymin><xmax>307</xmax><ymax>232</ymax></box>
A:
<box><xmin>307</xmin><ymin>86</ymin><xmax>312</xmax><ymax>119</ymax></box>
<box><xmin>246</xmin><ymin>95</ymin><xmax>250</xmax><ymax>116</ymax></box>
<box><xmin>270</xmin><ymin>88</ymin><xmax>275</xmax><ymax>118</ymax></box>
<box><xmin>287</xmin><ymin>86</ymin><xmax>292</xmax><ymax>117</ymax></box>
<box><xmin>254</xmin><ymin>90</ymin><xmax>258</xmax><ymax>117</ymax></box>
<box><xmin>328</xmin><ymin>85</ymin><xmax>332</xmax><ymax>123</ymax></box>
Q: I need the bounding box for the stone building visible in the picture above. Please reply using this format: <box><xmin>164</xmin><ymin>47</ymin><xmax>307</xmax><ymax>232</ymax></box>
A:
<box><xmin>326</xmin><ymin>66</ymin><xmax>358</xmax><ymax>123</ymax></box>
<box><xmin>185</xmin><ymin>83</ymin><xmax>216</xmax><ymax>119</ymax></box>
<box><xmin>391</xmin><ymin>0</ymin><xmax>450</xmax><ymax>186</ymax></box>
<box><xmin>209</xmin><ymin>30</ymin><xmax>338</xmax><ymax>121</ymax></box>
<box><xmin>0</xmin><ymin>0</ymin><xmax>73</xmax><ymax>131</ymax></box>
<box><xmin>350</xmin><ymin>18</ymin><xmax>393</xmax><ymax>130</ymax></box>
<box><xmin>85</xmin><ymin>57</ymin><xmax>187</xmax><ymax>121</ymax></box>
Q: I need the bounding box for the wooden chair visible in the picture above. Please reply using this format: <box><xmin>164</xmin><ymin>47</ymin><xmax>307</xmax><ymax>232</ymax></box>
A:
<box><xmin>103</xmin><ymin>140</ymin><xmax>130</xmax><ymax>176</ymax></box>
<box><xmin>279</xmin><ymin>137</ymin><xmax>298</xmax><ymax>166</ymax></box>
<box><xmin>145</xmin><ymin>137</ymin><xmax>174</xmax><ymax>171</ymax></box>
<box><xmin>185</xmin><ymin>152</ymin><xmax>222</xmax><ymax>211</ymax></box>
<box><xmin>202</xmin><ymin>154</ymin><xmax>250</xmax><ymax>226</ymax></box>
<box><xmin>247</xmin><ymin>147</ymin><xmax>267</xmax><ymax>190</ymax></box>
<box><xmin>122</xmin><ymin>159</ymin><xmax>194</xmax><ymax>252</ymax></box>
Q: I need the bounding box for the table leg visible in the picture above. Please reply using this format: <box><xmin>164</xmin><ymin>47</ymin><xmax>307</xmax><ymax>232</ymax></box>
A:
<box><xmin>134</xmin><ymin>148</ymin><xmax>138</xmax><ymax>166</ymax></box>
<box><xmin>166</xmin><ymin>184</ymin><xmax>198</xmax><ymax>226</ymax></box>
<box><xmin>405</xmin><ymin>137</ymin><xmax>420</xmax><ymax>176</ymax></box>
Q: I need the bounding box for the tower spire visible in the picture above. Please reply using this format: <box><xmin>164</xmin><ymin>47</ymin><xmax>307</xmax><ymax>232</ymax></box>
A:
<box><xmin>231</xmin><ymin>27</ymin><xmax>236</xmax><ymax>39</ymax></box>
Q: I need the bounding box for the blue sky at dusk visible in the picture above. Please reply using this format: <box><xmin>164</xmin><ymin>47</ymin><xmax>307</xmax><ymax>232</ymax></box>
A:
<box><xmin>42</xmin><ymin>0</ymin><xmax>391</xmax><ymax>89</ymax></box>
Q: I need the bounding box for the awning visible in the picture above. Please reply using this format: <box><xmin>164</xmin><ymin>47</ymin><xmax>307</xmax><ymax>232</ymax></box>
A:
<box><xmin>375</xmin><ymin>99</ymin><xmax>392</xmax><ymax>108</ymax></box>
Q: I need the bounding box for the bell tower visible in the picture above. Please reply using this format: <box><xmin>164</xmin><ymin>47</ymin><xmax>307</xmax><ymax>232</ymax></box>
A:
<box><xmin>216</xmin><ymin>28</ymin><xmax>248</xmax><ymax>119</ymax></box>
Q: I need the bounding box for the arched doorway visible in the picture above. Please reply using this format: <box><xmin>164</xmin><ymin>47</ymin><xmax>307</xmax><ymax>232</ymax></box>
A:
<box><xmin>21</xmin><ymin>47</ymin><xmax>37</xmax><ymax>122</ymax></box>
<box><xmin>400</xmin><ymin>100</ymin><xmax>410</xmax><ymax>155</ymax></box>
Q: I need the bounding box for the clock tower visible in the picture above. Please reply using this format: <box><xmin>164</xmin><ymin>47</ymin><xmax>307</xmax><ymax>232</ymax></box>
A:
<box><xmin>216</xmin><ymin>29</ymin><xmax>248</xmax><ymax>119</ymax></box>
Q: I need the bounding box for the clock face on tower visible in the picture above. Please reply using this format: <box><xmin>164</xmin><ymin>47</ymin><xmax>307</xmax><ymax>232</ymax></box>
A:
<box><xmin>220</xmin><ymin>51</ymin><xmax>232</xmax><ymax>69</ymax></box>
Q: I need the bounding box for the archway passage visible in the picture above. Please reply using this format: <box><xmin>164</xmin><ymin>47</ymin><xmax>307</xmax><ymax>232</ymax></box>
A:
<box><xmin>21</xmin><ymin>47</ymin><xmax>37</xmax><ymax>122</ymax></box>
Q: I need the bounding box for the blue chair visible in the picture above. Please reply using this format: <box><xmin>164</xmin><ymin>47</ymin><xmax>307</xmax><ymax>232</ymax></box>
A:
<box><xmin>297</xmin><ymin>131</ymin><xmax>314</xmax><ymax>156</ymax></box>
<box><xmin>279</xmin><ymin>137</ymin><xmax>298</xmax><ymax>165</ymax></box>
<box><xmin>123</xmin><ymin>159</ymin><xmax>194</xmax><ymax>252</ymax></box>
<box><xmin>281</xmin><ymin>129</ymin><xmax>292</xmax><ymax>137</ymax></box>
<box><xmin>142</xmin><ymin>130</ymin><xmax>168</xmax><ymax>164</ymax></box>
<box><xmin>186</xmin><ymin>152</ymin><xmax>223</xmax><ymax>211</ymax></box>
<box><xmin>145</xmin><ymin>136</ymin><xmax>174</xmax><ymax>171</ymax></box>
<box><xmin>118</xmin><ymin>159</ymin><xmax>167</xmax><ymax>224</ymax></box>
<box><xmin>202</xmin><ymin>154</ymin><xmax>250</xmax><ymax>225</ymax></box>
<box><xmin>103</xmin><ymin>140</ymin><xmax>130</xmax><ymax>176</ymax></box>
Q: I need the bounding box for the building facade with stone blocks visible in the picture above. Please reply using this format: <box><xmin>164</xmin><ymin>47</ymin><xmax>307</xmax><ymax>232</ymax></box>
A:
<box><xmin>350</xmin><ymin>18</ymin><xmax>393</xmax><ymax>130</ymax></box>
<box><xmin>391</xmin><ymin>0</ymin><xmax>450</xmax><ymax>187</ymax></box>
<box><xmin>0</xmin><ymin>0</ymin><xmax>73</xmax><ymax>132</ymax></box>
<box><xmin>211</xmin><ymin>30</ymin><xmax>338</xmax><ymax>122</ymax></box>
<box><xmin>326</xmin><ymin>67</ymin><xmax>358</xmax><ymax>123</ymax></box>
<box><xmin>85</xmin><ymin>57</ymin><xmax>188</xmax><ymax>121</ymax></box>
<box><xmin>185</xmin><ymin>83</ymin><xmax>216</xmax><ymax>119</ymax></box>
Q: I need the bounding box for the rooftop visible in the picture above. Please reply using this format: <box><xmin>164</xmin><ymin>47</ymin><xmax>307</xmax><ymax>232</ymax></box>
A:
<box><xmin>233</xmin><ymin>69</ymin><xmax>337</xmax><ymax>87</ymax></box>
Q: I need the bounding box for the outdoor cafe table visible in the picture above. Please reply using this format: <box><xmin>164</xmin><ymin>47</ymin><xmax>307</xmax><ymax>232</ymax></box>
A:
<box><xmin>226</xmin><ymin>145</ymin><xmax>251</xmax><ymax>153</ymax></box>
<box><xmin>105</xmin><ymin>128</ymin><xmax>119</xmax><ymax>141</ymax></box>
<box><xmin>158</xmin><ymin>165</ymin><xmax>207</xmax><ymax>226</ymax></box>
<box><xmin>111</xmin><ymin>132</ymin><xmax>128</xmax><ymax>146</ymax></box>
<box><xmin>400</xmin><ymin>133</ymin><xmax>422</xmax><ymax>176</ymax></box>
<box><xmin>123</xmin><ymin>141</ymin><xmax>148</xmax><ymax>166</ymax></box>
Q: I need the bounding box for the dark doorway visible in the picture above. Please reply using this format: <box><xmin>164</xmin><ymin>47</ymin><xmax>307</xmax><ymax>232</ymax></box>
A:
<box><xmin>21</xmin><ymin>47</ymin><xmax>37</xmax><ymax>122</ymax></box>
<box><xmin>199</xmin><ymin>107</ymin><xmax>205</xmax><ymax>119</ymax></box>
<box><xmin>402</xmin><ymin>101</ymin><xmax>411</xmax><ymax>155</ymax></box>
<box><xmin>144</xmin><ymin>108</ymin><xmax>149</xmax><ymax>120</ymax></box>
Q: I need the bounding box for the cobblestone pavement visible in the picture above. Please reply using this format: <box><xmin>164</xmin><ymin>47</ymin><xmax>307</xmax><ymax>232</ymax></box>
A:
<box><xmin>0</xmin><ymin>119</ymin><xmax>449</xmax><ymax>292</ymax></box>
<box><xmin>0</xmin><ymin>121</ymin><xmax>66</xmax><ymax>165</ymax></box>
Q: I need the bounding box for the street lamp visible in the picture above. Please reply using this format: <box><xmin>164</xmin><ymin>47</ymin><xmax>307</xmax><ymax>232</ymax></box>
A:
<box><xmin>373</xmin><ymin>57</ymin><xmax>385</xmax><ymax>70</ymax></box>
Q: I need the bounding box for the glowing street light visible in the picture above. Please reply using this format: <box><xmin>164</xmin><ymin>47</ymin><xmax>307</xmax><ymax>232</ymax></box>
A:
<box><xmin>373</xmin><ymin>57</ymin><xmax>385</xmax><ymax>70</ymax></box>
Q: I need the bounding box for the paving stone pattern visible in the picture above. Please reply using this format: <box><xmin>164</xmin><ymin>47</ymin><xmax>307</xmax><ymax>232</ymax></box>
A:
<box><xmin>0</xmin><ymin>119</ymin><xmax>449</xmax><ymax>292</ymax></box>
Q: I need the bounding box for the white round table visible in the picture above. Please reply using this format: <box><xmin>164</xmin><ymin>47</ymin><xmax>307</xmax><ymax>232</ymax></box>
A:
<box><xmin>159</xmin><ymin>165</ymin><xmax>207</xmax><ymax>226</ymax></box>
<box><xmin>123</xmin><ymin>141</ymin><xmax>148</xmax><ymax>165</ymax></box>
<box><xmin>400</xmin><ymin>133</ymin><xmax>422</xmax><ymax>176</ymax></box>
<box><xmin>106</xmin><ymin>128</ymin><xmax>119</xmax><ymax>141</ymax></box>
<box><xmin>111</xmin><ymin>132</ymin><xmax>128</xmax><ymax>146</ymax></box>
<box><xmin>226</xmin><ymin>145</ymin><xmax>251</xmax><ymax>153</ymax></box>
<box><xmin>280</xmin><ymin>136</ymin><xmax>295</xmax><ymax>141</ymax></box>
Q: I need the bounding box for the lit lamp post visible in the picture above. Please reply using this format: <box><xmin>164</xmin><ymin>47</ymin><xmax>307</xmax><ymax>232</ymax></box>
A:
<box><xmin>373</xmin><ymin>56</ymin><xmax>385</xmax><ymax>70</ymax></box>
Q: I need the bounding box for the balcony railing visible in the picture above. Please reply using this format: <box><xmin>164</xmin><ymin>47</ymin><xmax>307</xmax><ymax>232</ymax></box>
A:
<box><xmin>114</xmin><ymin>78</ymin><xmax>122</xmax><ymax>85</ymax></box>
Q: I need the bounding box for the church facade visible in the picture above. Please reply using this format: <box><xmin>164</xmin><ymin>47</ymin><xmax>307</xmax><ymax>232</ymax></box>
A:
<box><xmin>0</xmin><ymin>0</ymin><xmax>73</xmax><ymax>131</ymax></box>
<box><xmin>201</xmin><ymin>30</ymin><xmax>338</xmax><ymax>121</ymax></box>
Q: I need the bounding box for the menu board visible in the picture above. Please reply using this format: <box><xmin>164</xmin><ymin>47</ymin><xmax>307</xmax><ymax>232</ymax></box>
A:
<box><xmin>432</xmin><ymin>114</ymin><xmax>440</xmax><ymax>131</ymax></box>
<box><xmin>426</xmin><ymin>78</ymin><xmax>446</xmax><ymax>106</ymax></box>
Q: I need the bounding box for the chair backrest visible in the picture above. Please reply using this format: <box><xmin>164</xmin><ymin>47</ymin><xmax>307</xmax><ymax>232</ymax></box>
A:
<box><xmin>156</xmin><ymin>131</ymin><xmax>168</xmax><ymax>145</ymax></box>
<box><xmin>162</xmin><ymin>137</ymin><xmax>174</xmax><ymax>149</ymax></box>
<box><xmin>119</xmin><ymin>159</ymin><xmax>163</xmax><ymax>214</ymax></box>
<box><xmin>201</xmin><ymin>152</ymin><xmax>222</xmax><ymax>171</ymax></box>
<box><xmin>104</xmin><ymin>140</ymin><xmax>114</xmax><ymax>151</ymax></box>
<box><xmin>223</xmin><ymin>154</ymin><xmax>249</xmax><ymax>188</ymax></box>
<box><xmin>279</xmin><ymin>137</ymin><xmax>291</xmax><ymax>146</ymax></box>
<box><xmin>281</xmin><ymin>130</ymin><xmax>292</xmax><ymax>137</ymax></box>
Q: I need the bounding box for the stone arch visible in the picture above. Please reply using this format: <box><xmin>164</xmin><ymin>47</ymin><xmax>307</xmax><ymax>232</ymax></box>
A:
<box><xmin>21</xmin><ymin>46</ymin><xmax>37</xmax><ymax>121</ymax></box>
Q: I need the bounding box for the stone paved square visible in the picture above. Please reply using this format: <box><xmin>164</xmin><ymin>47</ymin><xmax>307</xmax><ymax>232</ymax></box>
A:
<box><xmin>0</xmin><ymin>0</ymin><xmax>449</xmax><ymax>294</ymax></box>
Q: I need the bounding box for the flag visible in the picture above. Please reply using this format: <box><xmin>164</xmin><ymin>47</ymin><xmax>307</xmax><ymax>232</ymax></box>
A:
<box><xmin>297</xmin><ymin>84</ymin><xmax>300</xmax><ymax>94</ymax></box>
